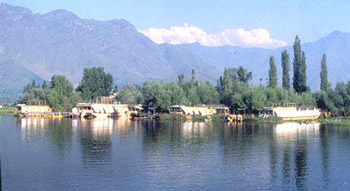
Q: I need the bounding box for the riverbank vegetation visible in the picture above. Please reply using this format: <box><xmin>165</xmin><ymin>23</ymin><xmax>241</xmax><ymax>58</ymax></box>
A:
<box><xmin>12</xmin><ymin>35</ymin><xmax>350</xmax><ymax>120</ymax></box>
<box><xmin>0</xmin><ymin>105</ymin><xmax>17</xmax><ymax>115</ymax></box>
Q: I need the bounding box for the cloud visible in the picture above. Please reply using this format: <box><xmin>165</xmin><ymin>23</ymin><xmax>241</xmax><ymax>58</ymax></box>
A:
<box><xmin>139</xmin><ymin>23</ymin><xmax>287</xmax><ymax>49</ymax></box>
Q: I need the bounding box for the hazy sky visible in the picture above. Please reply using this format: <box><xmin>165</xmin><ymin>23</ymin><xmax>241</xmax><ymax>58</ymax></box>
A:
<box><xmin>1</xmin><ymin>0</ymin><xmax>349</xmax><ymax>48</ymax></box>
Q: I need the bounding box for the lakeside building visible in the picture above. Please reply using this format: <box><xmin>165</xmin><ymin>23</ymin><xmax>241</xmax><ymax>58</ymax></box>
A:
<box><xmin>169</xmin><ymin>105</ymin><xmax>229</xmax><ymax>116</ymax></box>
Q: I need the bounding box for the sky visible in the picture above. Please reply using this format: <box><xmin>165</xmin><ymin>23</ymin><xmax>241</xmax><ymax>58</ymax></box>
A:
<box><xmin>1</xmin><ymin>0</ymin><xmax>350</xmax><ymax>48</ymax></box>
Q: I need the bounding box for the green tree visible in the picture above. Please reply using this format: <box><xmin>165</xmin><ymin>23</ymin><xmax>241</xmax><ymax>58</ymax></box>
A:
<box><xmin>165</xmin><ymin>82</ymin><xmax>188</xmax><ymax>105</ymax></box>
<box><xmin>293</xmin><ymin>35</ymin><xmax>302</xmax><ymax>93</ymax></box>
<box><xmin>217</xmin><ymin>67</ymin><xmax>252</xmax><ymax>110</ymax></box>
<box><xmin>112</xmin><ymin>84</ymin><xmax>118</xmax><ymax>93</ymax></box>
<box><xmin>134</xmin><ymin>85</ymin><xmax>145</xmax><ymax>104</ymax></box>
<box><xmin>178</xmin><ymin>74</ymin><xmax>185</xmax><ymax>86</ymax></box>
<box><xmin>320</xmin><ymin>53</ymin><xmax>329</xmax><ymax>91</ymax></box>
<box><xmin>31</xmin><ymin>80</ymin><xmax>37</xmax><ymax>88</ymax></box>
<box><xmin>17</xmin><ymin>85</ymin><xmax>49</xmax><ymax>104</ymax></box>
<box><xmin>77</xmin><ymin>67</ymin><xmax>113</xmax><ymax>101</ymax></box>
<box><xmin>142</xmin><ymin>82</ymin><xmax>171</xmax><ymax>111</ymax></box>
<box><xmin>268</xmin><ymin>56</ymin><xmax>277</xmax><ymax>88</ymax></box>
<box><xmin>300</xmin><ymin>51</ymin><xmax>308</xmax><ymax>92</ymax></box>
<box><xmin>42</xmin><ymin>81</ymin><xmax>48</xmax><ymax>89</ymax></box>
<box><xmin>250</xmin><ymin>86</ymin><xmax>267</xmax><ymax>112</ymax></box>
<box><xmin>184</xmin><ymin>82</ymin><xmax>200</xmax><ymax>106</ymax></box>
<box><xmin>197</xmin><ymin>82</ymin><xmax>219</xmax><ymax>104</ymax></box>
<box><xmin>314</xmin><ymin>91</ymin><xmax>333</xmax><ymax>111</ymax></box>
<box><xmin>49</xmin><ymin>75</ymin><xmax>80</xmax><ymax>111</ymax></box>
<box><xmin>293</xmin><ymin>35</ymin><xmax>308</xmax><ymax>93</ymax></box>
<box><xmin>191</xmin><ymin>69</ymin><xmax>196</xmax><ymax>83</ymax></box>
<box><xmin>237</xmin><ymin>66</ymin><xmax>252</xmax><ymax>84</ymax></box>
<box><xmin>281</xmin><ymin>49</ymin><xmax>290</xmax><ymax>89</ymax></box>
<box><xmin>117</xmin><ymin>85</ymin><xmax>137</xmax><ymax>104</ymax></box>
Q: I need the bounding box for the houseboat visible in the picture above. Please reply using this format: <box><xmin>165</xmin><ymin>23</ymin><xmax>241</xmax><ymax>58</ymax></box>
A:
<box><xmin>73</xmin><ymin>103</ymin><xmax>130</xmax><ymax>119</ymax></box>
<box><xmin>169</xmin><ymin>105</ymin><xmax>217</xmax><ymax>116</ymax></box>
<box><xmin>261</xmin><ymin>102</ymin><xmax>321</xmax><ymax>121</ymax></box>
<box><xmin>16</xmin><ymin>103</ymin><xmax>52</xmax><ymax>117</ymax></box>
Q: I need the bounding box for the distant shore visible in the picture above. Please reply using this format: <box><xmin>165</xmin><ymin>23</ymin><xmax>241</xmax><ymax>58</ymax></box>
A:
<box><xmin>3</xmin><ymin>108</ymin><xmax>350</xmax><ymax>126</ymax></box>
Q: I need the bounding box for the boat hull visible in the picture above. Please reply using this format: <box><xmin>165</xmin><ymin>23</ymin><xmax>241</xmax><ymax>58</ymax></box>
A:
<box><xmin>273</xmin><ymin>107</ymin><xmax>321</xmax><ymax>121</ymax></box>
<box><xmin>279</xmin><ymin>115</ymin><xmax>320</xmax><ymax>121</ymax></box>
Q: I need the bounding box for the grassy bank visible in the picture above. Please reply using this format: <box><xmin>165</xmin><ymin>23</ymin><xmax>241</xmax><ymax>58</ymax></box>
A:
<box><xmin>316</xmin><ymin>118</ymin><xmax>350</xmax><ymax>126</ymax></box>
<box><xmin>158</xmin><ymin>114</ymin><xmax>186</xmax><ymax>121</ymax></box>
<box><xmin>0</xmin><ymin>106</ymin><xmax>17</xmax><ymax>115</ymax></box>
<box><xmin>247</xmin><ymin>115</ymin><xmax>350</xmax><ymax>126</ymax></box>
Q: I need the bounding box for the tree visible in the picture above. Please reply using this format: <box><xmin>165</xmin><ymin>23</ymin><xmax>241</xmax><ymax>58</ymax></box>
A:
<box><xmin>165</xmin><ymin>82</ymin><xmax>188</xmax><ymax>105</ymax></box>
<box><xmin>216</xmin><ymin>67</ymin><xmax>252</xmax><ymax>110</ymax></box>
<box><xmin>49</xmin><ymin>75</ymin><xmax>81</xmax><ymax>111</ymax></box>
<box><xmin>117</xmin><ymin>85</ymin><xmax>137</xmax><ymax>104</ymax></box>
<box><xmin>293</xmin><ymin>35</ymin><xmax>302</xmax><ymax>93</ymax></box>
<box><xmin>112</xmin><ymin>84</ymin><xmax>118</xmax><ymax>93</ymax></box>
<box><xmin>183</xmin><ymin>82</ymin><xmax>200</xmax><ymax>106</ymax></box>
<box><xmin>237</xmin><ymin>66</ymin><xmax>252</xmax><ymax>84</ymax></box>
<box><xmin>191</xmin><ymin>69</ymin><xmax>196</xmax><ymax>83</ymax></box>
<box><xmin>178</xmin><ymin>74</ymin><xmax>185</xmax><ymax>86</ymax></box>
<box><xmin>42</xmin><ymin>81</ymin><xmax>48</xmax><ymax>89</ymax></box>
<box><xmin>197</xmin><ymin>82</ymin><xmax>219</xmax><ymax>104</ymax></box>
<box><xmin>250</xmin><ymin>87</ymin><xmax>267</xmax><ymax>112</ymax></box>
<box><xmin>142</xmin><ymin>82</ymin><xmax>171</xmax><ymax>111</ymax></box>
<box><xmin>17</xmin><ymin>84</ymin><xmax>49</xmax><ymax>104</ymax></box>
<box><xmin>77</xmin><ymin>67</ymin><xmax>113</xmax><ymax>101</ymax></box>
<box><xmin>31</xmin><ymin>80</ymin><xmax>37</xmax><ymax>88</ymax></box>
<box><xmin>293</xmin><ymin>35</ymin><xmax>308</xmax><ymax>93</ymax></box>
<box><xmin>281</xmin><ymin>49</ymin><xmax>290</xmax><ymax>89</ymax></box>
<box><xmin>268</xmin><ymin>56</ymin><xmax>277</xmax><ymax>88</ymax></box>
<box><xmin>300</xmin><ymin>51</ymin><xmax>308</xmax><ymax>91</ymax></box>
<box><xmin>320</xmin><ymin>53</ymin><xmax>329</xmax><ymax>91</ymax></box>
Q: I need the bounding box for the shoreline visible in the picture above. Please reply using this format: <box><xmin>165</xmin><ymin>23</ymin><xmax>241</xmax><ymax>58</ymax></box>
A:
<box><xmin>3</xmin><ymin>110</ymin><xmax>350</xmax><ymax>126</ymax></box>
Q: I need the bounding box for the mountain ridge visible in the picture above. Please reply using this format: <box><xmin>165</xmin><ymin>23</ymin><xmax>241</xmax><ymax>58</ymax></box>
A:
<box><xmin>0</xmin><ymin>3</ymin><xmax>350</xmax><ymax>102</ymax></box>
<box><xmin>0</xmin><ymin>3</ymin><xmax>220</xmax><ymax>103</ymax></box>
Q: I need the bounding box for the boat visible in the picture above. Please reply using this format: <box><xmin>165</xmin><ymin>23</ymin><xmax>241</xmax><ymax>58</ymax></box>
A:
<box><xmin>169</xmin><ymin>105</ymin><xmax>217</xmax><ymax>116</ymax></box>
<box><xmin>73</xmin><ymin>103</ymin><xmax>130</xmax><ymax>119</ymax></box>
<box><xmin>269</xmin><ymin>102</ymin><xmax>321</xmax><ymax>121</ymax></box>
<box><xmin>16</xmin><ymin>103</ymin><xmax>53</xmax><ymax>117</ymax></box>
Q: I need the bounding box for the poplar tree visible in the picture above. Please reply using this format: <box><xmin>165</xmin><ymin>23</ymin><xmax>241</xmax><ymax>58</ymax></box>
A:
<box><xmin>191</xmin><ymin>69</ymin><xmax>196</xmax><ymax>83</ymax></box>
<box><xmin>293</xmin><ymin>35</ymin><xmax>302</xmax><ymax>93</ymax></box>
<box><xmin>293</xmin><ymin>35</ymin><xmax>308</xmax><ymax>93</ymax></box>
<box><xmin>281</xmin><ymin>50</ymin><xmax>290</xmax><ymax>89</ymax></box>
<box><xmin>268</xmin><ymin>56</ymin><xmax>277</xmax><ymax>88</ymax></box>
<box><xmin>320</xmin><ymin>53</ymin><xmax>329</xmax><ymax>91</ymax></box>
<box><xmin>300</xmin><ymin>51</ymin><xmax>308</xmax><ymax>92</ymax></box>
<box><xmin>178</xmin><ymin>74</ymin><xmax>185</xmax><ymax>86</ymax></box>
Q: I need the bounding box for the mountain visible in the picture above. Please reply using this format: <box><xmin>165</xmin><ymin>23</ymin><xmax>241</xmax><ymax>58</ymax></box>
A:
<box><xmin>0</xmin><ymin>3</ymin><xmax>350</xmax><ymax>103</ymax></box>
<box><xmin>0</xmin><ymin>53</ymin><xmax>43</xmax><ymax>102</ymax></box>
<box><xmin>180</xmin><ymin>31</ymin><xmax>350</xmax><ymax>90</ymax></box>
<box><xmin>0</xmin><ymin>3</ymin><xmax>219</xmax><ymax>102</ymax></box>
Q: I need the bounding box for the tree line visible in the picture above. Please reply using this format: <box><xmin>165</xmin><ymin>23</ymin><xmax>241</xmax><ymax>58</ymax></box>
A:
<box><xmin>17</xmin><ymin>35</ymin><xmax>350</xmax><ymax>116</ymax></box>
<box><xmin>267</xmin><ymin>35</ymin><xmax>350</xmax><ymax>116</ymax></box>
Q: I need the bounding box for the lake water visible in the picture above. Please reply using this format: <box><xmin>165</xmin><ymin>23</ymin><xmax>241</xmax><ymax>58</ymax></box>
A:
<box><xmin>1</xmin><ymin>116</ymin><xmax>350</xmax><ymax>191</ymax></box>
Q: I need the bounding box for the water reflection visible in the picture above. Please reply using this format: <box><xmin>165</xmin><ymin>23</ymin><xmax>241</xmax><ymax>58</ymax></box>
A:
<box><xmin>5</xmin><ymin>117</ymin><xmax>350</xmax><ymax>190</ymax></box>
<box><xmin>19</xmin><ymin>117</ymin><xmax>74</xmax><ymax>156</ymax></box>
<box><xmin>79</xmin><ymin>119</ymin><xmax>113</xmax><ymax>166</ymax></box>
<box><xmin>20</xmin><ymin>117</ymin><xmax>47</xmax><ymax>141</ymax></box>
<box><xmin>272</xmin><ymin>122</ymin><xmax>320</xmax><ymax>190</ymax></box>
<box><xmin>320</xmin><ymin>124</ymin><xmax>330</xmax><ymax>190</ymax></box>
